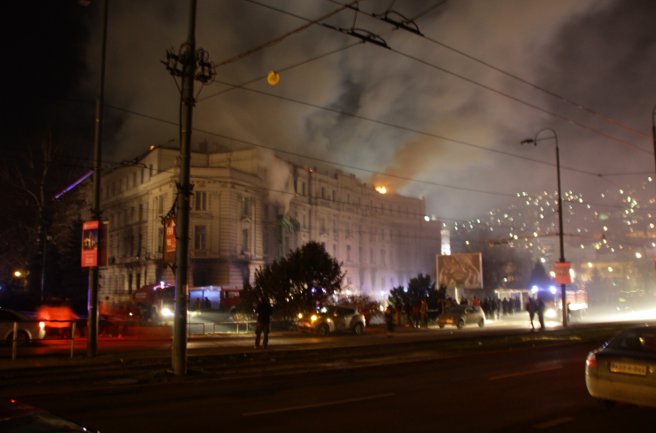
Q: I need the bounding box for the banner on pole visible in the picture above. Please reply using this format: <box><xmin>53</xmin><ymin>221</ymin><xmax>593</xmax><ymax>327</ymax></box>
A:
<box><xmin>554</xmin><ymin>261</ymin><xmax>571</xmax><ymax>285</ymax></box>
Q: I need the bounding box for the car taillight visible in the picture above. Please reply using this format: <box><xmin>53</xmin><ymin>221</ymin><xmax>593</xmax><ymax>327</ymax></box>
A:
<box><xmin>586</xmin><ymin>353</ymin><xmax>597</xmax><ymax>369</ymax></box>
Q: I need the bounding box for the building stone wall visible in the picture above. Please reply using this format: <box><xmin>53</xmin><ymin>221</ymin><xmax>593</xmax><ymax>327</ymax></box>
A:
<box><xmin>99</xmin><ymin>146</ymin><xmax>440</xmax><ymax>302</ymax></box>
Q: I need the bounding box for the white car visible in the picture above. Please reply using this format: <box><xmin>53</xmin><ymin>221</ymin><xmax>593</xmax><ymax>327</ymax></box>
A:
<box><xmin>0</xmin><ymin>308</ymin><xmax>46</xmax><ymax>344</ymax></box>
<box><xmin>585</xmin><ymin>325</ymin><xmax>656</xmax><ymax>408</ymax></box>
<box><xmin>297</xmin><ymin>305</ymin><xmax>366</xmax><ymax>336</ymax></box>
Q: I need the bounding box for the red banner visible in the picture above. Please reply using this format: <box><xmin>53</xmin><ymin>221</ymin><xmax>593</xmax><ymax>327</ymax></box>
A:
<box><xmin>554</xmin><ymin>261</ymin><xmax>571</xmax><ymax>285</ymax></box>
<box><xmin>81</xmin><ymin>220</ymin><xmax>108</xmax><ymax>268</ymax></box>
<box><xmin>81</xmin><ymin>220</ymin><xmax>99</xmax><ymax>268</ymax></box>
<box><xmin>164</xmin><ymin>218</ymin><xmax>176</xmax><ymax>264</ymax></box>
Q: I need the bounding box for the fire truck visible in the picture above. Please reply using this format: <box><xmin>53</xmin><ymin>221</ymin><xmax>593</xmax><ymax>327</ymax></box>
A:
<box><xmin>132</xmin><ymin>282</ymin><xmax>242</xmax><ymax>322</ymax></box>
<box><xmin>532</xmin><ymin>285</ymin><xmax>588</xmax><ymax>320</ymax></box>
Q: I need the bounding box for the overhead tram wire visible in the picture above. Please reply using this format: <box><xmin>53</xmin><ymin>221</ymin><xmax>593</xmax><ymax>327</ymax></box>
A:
<box><xmin>329</xmin><ymin>0</ymin><xmax>651</xmax><ymax>141</ymax></box>
<box><xmin>208</xmin><ymin>78</ymin><xmax>605</xmax><ymax>179</ymax></box>
<box><xmin>254</xmin><ymin>1</ymin><xmax>650</xmax><ymax>155</ymax></box>
<box><xmin>193</xmin><ymin>3</ymin><xmax>629</xmax><ymax>179</ymax></box>
<box><xmin>81</xmin><ymin>5</ymin><xmax>647</xmax><ymax>210</ymax></box>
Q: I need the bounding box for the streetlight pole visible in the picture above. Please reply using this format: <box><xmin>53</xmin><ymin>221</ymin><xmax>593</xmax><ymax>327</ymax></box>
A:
<box><xmin>88</xmin><ymin>0</ymin><xmax>109</xmax><ymax>357</ymax></box>
<box><xmin>521</xmin><ymin>128</ymin><xmax>568</xmax><ymax>327</ymax></box>
<box><xmin>652</xmin><ymin>105</ymin><xmax>656</xmax><ymax>187</ymax></box>
<box><xmin>162</xmin><ymin>0</ymin><xmax>214</xmax><ymax>376</ymax></box>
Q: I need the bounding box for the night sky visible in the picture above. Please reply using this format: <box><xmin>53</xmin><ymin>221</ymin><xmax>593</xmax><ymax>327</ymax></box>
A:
<box><xmin>3</xmin><ymin>0</ymin><xmax>655</xmax><ymax>257</ymax></box>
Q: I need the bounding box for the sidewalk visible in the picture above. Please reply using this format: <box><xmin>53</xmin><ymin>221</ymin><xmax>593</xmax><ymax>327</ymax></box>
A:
<box><xmin>0</xmin><ymin>313</ymin><xmax>619</xmax><ymax>372</ymax></box>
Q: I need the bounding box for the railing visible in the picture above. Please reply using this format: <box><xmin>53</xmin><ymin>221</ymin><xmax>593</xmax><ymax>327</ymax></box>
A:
<box><xmin>186</xmin><ymin>320</ymin><xmax>257</xmax><ymax>335</ymax></box>
<box><xmin>8</xmin><ymin>319</ymin><xmax>78</xmax><ymax>361</ymax></box>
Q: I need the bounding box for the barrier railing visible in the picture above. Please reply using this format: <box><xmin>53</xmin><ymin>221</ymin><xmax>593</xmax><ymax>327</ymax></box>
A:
<box><xmin>8</xmin><ymin>319</ymin><xmax>78</xmax><ymax>361</ymax></box>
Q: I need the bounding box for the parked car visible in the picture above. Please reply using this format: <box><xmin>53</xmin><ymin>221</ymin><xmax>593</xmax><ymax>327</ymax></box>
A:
<box><xmin>437</xmin><ymin>305</ymin><xmax>485</xmax><ymax>329</ymax></box>
<box><xmin>0</xmin><ymin>398</ymin><xmax>100</xmax><ymax>432</ymax></box>
<box><xmin>0</xmin><ymin>308</ymin><xmax>45</xmax><ymax>345</ymax></box>
<box><xmin>297</xmin><ymin>305</ymin><xmax>366</xmax><ymax>336</ymax></box>
<box><xmin>585</xmin><ymin>325</ymin><xmax>656</xmax><ymax>408</ymax></box>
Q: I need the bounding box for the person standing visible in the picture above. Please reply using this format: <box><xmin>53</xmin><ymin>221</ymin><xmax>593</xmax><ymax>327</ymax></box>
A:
<box><xmin>525</xmin><ymin>297</ymin><xmax>537</xmax><ymax>332</ymax></box>
<box><xmin>255</xmin><ymin>298</ymin><xmax>273</xmax><ymax>349</ymax></box>
<box><xmin>536</xmin><ymin>298</ymin><xmax>546</xmax><ymax>331</ymax></box>
<box><xmin>384</xmin><ymin>305</ymin><xmax>395</xmax><ymax>336</ymax></box>
<box><xmin>420</xmin><ymin>299</ymin><xmax>428</xmax><ymax>328</ymax></box>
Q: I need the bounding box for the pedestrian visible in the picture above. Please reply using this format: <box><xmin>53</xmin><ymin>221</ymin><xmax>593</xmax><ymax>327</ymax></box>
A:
<box><xmin>537</xmin><ymin>298</ymin><xmax>546</xmax><ymax>331</ymax></box>
<box><xmin>420</xmin><ymin>298</ymin><xmax>428</xmax><ymax>328</ymax></box>
<box><xmin>525</xmin><ymin>297</ymin><xmax>537</xmax><ymax>331</ymax></box>
<box><xmin>384</xmin><ymin>305</ymin><xmax>395</xmax><ymax>336</ymax></box>
<box><xmin>254</xmin><ymin>298</ymin><xmax>273</xmax><ymax>349</ymax></box>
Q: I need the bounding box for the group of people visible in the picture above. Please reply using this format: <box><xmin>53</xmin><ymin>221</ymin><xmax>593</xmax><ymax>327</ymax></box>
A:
<box><xmin>525</xmin><ymin>296</ymin><xmax>546</xmax><ymax>331</ymax></box>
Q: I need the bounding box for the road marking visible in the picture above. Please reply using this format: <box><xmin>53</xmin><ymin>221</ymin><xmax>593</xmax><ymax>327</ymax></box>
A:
<box><xmin>242</xmin><ymin>392</ymin><xmax>395</xmax><ymax>416</ymax></box>
<box><xmin>533</xmin><ymin>416</ymin><xmax>575</xmax><ymax>429</ymax></box>
<box><xmin>489</xmin><ymin>365</ymin><xmax>563</xmax><ymax>381</ymax></box>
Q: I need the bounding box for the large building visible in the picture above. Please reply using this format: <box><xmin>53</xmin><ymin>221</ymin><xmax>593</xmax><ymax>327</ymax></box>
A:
<box><xmin>99</xmin><ymin>144</ymin><xmax>440</xmax><ymax>304</ymax></box>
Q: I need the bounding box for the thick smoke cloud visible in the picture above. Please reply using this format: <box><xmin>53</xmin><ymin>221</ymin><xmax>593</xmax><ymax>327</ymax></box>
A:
<box><xmin>81</xmin><ymin>0</ymin><xmax>655</xmax><ymax>222</ymax></box>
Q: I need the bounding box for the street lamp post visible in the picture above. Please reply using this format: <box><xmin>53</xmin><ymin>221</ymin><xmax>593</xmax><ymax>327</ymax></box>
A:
<box><xmin>162</xmin><ymin>0</ymin><xmax>214</xmax><ymax>376</ymax></box>
<box><xmin>521</xmin><ymin>128</ymin><xmax>568</xmax><ymax>327</ymax></box>
<box><xmin>88</xmin><ymin>0</ymin><xmax>109</xmax><ymax>357</ymax></box>
<box><xmin>652</xmin><ymin>105</ymin><xmax>656</xmax><ymax>187</ymax></box>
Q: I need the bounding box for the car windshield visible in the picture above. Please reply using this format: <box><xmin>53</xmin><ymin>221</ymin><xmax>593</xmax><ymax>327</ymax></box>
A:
<box><xmin>447</xmin><ymin>306</ymin><xmax>466</xmax><ymax>314</ymax></box>
<box><xmin>320</xmin><ymin>306</ymin><xmax>354</xmax><ymax>316</ymax></box>
<box><xmin>608</xmin><ymin>328</ymin><xmax>656</xmax><ymax>353</ymax></box>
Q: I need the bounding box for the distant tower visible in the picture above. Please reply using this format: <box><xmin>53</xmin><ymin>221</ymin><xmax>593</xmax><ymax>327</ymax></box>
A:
<box><xmin>441</xmin><ymin>228</ymin><xmax>451</xmax><ymax>256</ymax></box>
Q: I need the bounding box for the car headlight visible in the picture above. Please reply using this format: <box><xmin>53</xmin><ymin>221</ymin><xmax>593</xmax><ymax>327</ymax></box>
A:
<box><xmin>161</xmin><ymin>307</ymin><xmax>174</xmax><ymax>317</ymax></box>
<box><xmin>310</xmin><ymin>314</ymin><xmax>318</xmax><ymax>323</ymax></box>
<box><xmin>39</xmin><ymin>321</ymin><xmax>46</xmax><ymax>330</ymax></box>
<box><xmin>297</xmin><ymin>313</ymin><xmax>304</xmax><ymax>320</ymax></box>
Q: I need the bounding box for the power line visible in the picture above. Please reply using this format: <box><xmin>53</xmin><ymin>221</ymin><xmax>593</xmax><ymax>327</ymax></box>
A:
<box><xmin>245</xmin><ymin>0</ymin><xmax>651</xmax><ymax>155</ymax></box>
<box><xmin>329</xmin><ymin>0</ymin><xmax>650</xmax><ymax>140</ymax></box>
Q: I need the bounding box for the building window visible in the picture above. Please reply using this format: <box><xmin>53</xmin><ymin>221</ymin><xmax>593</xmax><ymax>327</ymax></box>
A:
<box><xmin>194</xmin><ymin>191</ymin><xmax>207</xmax><ymax>211</ymax></box>
<box><xmin>157</xmin><ymin>227</ymin><xmax>163</xmax><ymax>253</ymax></box>
<box><xmin>241</xmin><ymin>228</ymin><xmax>249</xmax><ymax>253</ymax></box>
<box><xmin>346</xmin><ymin>245</ymin><xmax>352</xmax><ymax>262</ymax></box>
<box><xmin>241</xmin><ymin>196</ymin><xmax>252</xmax><ymax>219</ymax></box>
<box><xmin>194</xmin><ymin>225</ymin><xmax>207</xmax><ymax>250</ymax></box>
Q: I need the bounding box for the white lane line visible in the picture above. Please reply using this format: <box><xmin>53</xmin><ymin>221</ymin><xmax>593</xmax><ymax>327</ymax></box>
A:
<box><xmin>489</xmin><ymin>365</ymin><xmax>563</xmax><ymax>381</ymax></box>
<box><xmin>242</xmin><ymin>392</ymin><xmax>396</xmax><ymax>417</ymax></box>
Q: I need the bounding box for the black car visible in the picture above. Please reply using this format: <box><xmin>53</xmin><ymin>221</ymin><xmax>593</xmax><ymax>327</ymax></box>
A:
<box><xmin>0</xmin><ymin>399</ymin><xmax>100</xmax><ymax>432</ymax></box>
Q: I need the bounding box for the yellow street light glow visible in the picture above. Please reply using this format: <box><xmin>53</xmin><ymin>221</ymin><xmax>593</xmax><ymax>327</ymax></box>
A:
<box><xmin>266</xmin><ymin>70</ymin><xmax>280</xmax><ymax>86</ymax></box>
<box><xmin>375</xmin><ymin>186</ymin><xmax>387</xmax><ymax>194</ymax></box>
<box><xmin>13</xmin><ymin>270</ymin><xmax>22</xmax><ymax>278</ymax></box>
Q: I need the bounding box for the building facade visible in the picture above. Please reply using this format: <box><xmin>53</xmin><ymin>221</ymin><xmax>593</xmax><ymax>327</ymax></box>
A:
<box><xmin>99</xmin><ymin>145</ymin><xmax>440</xmax><ymax>304</ymax></box>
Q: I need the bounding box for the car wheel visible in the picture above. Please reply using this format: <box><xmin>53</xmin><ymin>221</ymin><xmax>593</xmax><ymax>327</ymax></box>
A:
<box><xmin>352</xmin><ymin>323</ymin><xmax>364</xmax><ymax>335</ymax></box>
<box><xmin>7</xmin><ymin>331</ymin><xmax>30</xmax><ymax>346</ymax></box>
<box><xmin>318</xmin><ymin>324</ymin><xmax>330</xmax><ymax>336</ymax></box>
<box><xmin>457</xmin><ymin>319</ymin><xmax>465</xmax><ymax>329</ymax></box>
<box><xmin>478</xmin><ymin>319</ymin><xmax>485</xmax><ymax>328</ymax></box>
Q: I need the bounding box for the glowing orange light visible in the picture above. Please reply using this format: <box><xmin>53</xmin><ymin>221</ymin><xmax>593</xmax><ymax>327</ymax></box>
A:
<box><xmin>375</xmin><ymin>186</ymin><xmax>388</xmax><ymax>194</ymax></box>
<box><xmin>267</xmin><ymin>71</ymin><xmax>280</xmax><ymax>86</ymax></box>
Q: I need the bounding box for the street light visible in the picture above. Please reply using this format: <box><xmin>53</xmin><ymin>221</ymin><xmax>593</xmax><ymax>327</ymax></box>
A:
<box><xmin>652</xmin><ymin>105</ymin><xmax>656</xmax><ymax>187</ymax></box>
<box><xmin>521</xmin><ymin>128</ymin><xmax>568</xmax><ymax>327</ymax></box>
<box><xmin>86</xmin><ymin>0</ymin><xmax>109</xmax><ymax>357</ymax></box>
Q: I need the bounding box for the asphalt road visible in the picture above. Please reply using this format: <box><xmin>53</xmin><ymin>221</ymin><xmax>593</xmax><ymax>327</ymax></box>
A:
<box><xmin>9</xmin><ymin>340</ymin><xmax>656</xmax><ymax>433</ymax></box>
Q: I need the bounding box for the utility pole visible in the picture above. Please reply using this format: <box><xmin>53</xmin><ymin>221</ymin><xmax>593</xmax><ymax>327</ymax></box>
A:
<box><xmin>88</xmin><ymin>0</ymin><xmax>109</xmax><ymax>357</ymax></box>
<box><xmin>521</xmin><ymin>128</ymin><xmax>568</xmax><ymax>327</ymax></box>
<box><xmin>162</xmin><ymin>0</ymin><xmax>214</xmax><ymax>375</ymax></box>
